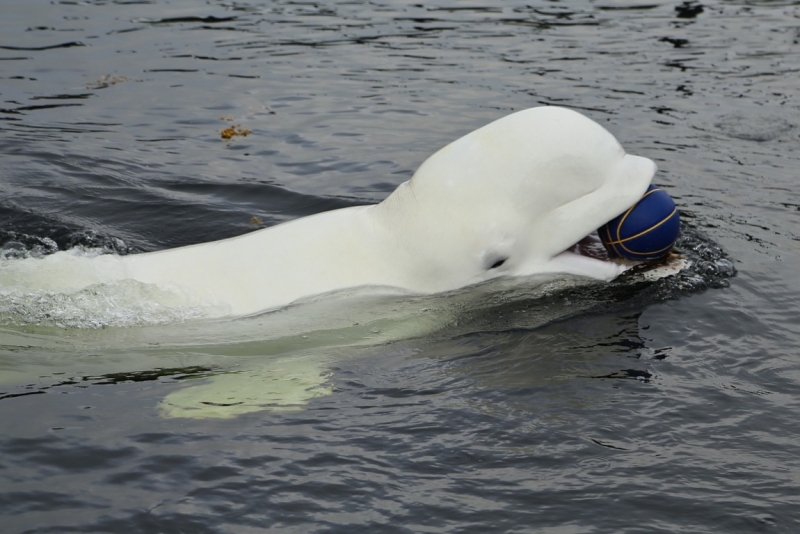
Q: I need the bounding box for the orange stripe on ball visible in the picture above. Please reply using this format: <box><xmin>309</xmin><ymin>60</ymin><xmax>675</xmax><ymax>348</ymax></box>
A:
<box><xmin>602</xmin><ymin>207</ymin><xmax>678</xmax><ymax>246</ymax></box>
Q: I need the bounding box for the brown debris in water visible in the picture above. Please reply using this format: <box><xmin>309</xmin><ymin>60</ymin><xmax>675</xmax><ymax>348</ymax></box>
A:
<box><xmin>220</xmin><ymin>118</ymin><xmax>251</xmax><ymax>140</ymax></box>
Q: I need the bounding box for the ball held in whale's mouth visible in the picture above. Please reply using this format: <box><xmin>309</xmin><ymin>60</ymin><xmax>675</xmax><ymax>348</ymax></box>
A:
<box><xmin>597</xmin><ymin>184</ymin><xmax>681</xmax><ymax>261</ymax></box>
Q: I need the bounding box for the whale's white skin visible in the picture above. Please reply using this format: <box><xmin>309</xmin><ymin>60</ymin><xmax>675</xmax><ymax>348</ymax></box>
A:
<box><xmin>0</xmin><ymin>106</ymin><xmax>655</xmax><ymax>318</ymax></box>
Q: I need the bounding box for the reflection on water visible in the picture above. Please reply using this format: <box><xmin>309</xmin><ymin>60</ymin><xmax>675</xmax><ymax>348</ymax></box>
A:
<box><xmin>2</xmin><ymin>0</ymin><xmax>800</xmax><ymax>532</ymax></box>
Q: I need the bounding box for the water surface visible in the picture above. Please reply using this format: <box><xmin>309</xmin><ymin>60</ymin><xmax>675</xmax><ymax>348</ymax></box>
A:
<box><xmin>2</xmin><ymin>0</ymin><xmax>800</xmax><ymax>532</ymax></box>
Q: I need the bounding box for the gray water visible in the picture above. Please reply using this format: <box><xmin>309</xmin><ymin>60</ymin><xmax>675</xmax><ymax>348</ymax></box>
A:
<box><xmin>2</xmin><ymin>0</ymin><xmax>800</xmax><ymax>532</ymax></box>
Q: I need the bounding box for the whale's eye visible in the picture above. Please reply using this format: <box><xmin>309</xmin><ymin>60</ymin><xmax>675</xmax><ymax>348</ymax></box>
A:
<box><xmin>488</xmin><ymin>258</ymin><xmax>507</xmax><ymax>270</ymax></box>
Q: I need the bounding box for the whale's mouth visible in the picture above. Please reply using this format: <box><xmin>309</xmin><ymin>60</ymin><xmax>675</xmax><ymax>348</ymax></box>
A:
<box><xmin>565</xmin><ymin>233</ymin><xmax>687</xmax><ymax>281</ymax></box>
<box><xmin>567</xmin><ymin>234</ymin><xmax>616</xmax><ymax>263</ymax></box>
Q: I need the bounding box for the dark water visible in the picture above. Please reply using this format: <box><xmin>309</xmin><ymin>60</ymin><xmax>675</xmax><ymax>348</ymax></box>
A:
<box><xmin>2</xmin><ymin>0</ymin><xmax>800</xmax><ymax>532</ymax></box>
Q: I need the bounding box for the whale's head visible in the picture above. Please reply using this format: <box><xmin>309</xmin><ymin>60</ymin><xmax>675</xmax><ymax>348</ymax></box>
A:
<box><xmin>377</xmin><ymin>106</ymin><xmax>656</xmax><ymax>291</ymax></box>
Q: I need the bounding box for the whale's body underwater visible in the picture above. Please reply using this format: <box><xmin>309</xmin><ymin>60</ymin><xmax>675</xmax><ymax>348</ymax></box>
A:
<box><xmin>0</xmin><ymin>106</ymin><xmax>657</xmax><ymax>319</ymax></box>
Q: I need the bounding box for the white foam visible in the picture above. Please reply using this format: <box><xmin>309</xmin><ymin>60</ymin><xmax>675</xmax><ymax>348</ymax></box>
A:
<box><xmin>0</xmin><ymin>279</ymin><xmax>211</xmax><ymax>329</ymax></box>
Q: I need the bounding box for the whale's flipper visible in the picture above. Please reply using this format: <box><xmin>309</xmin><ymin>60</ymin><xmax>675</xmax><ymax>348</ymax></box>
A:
<box><xmin>158</xmin><ymin>356</ymin><xmax>333</xmax><ymax>419</ymax></box>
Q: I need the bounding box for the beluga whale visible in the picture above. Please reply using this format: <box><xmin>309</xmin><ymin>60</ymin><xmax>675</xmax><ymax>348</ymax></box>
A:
<box><xmin>0</xmin><ymin>106</ymin><xmax>658</xmax><ymax>319</ymax></box>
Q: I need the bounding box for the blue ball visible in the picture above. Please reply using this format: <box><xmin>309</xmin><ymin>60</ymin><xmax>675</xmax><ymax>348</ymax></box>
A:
<box><xmin>598</xmin><ymin>184</ymin><xmax>680</xmax><ymax>261</ymax></box>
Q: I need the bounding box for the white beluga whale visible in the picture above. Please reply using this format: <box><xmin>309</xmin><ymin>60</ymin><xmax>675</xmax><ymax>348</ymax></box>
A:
<box><xmin>0</xmin><ymin>106</ymin><xmax>679</xmax><ymax>419</ymax></box>
<box><xmin>0</xmin><ymin>106</ymin><xmax>657</xmax><ymax>319</ymax></box>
